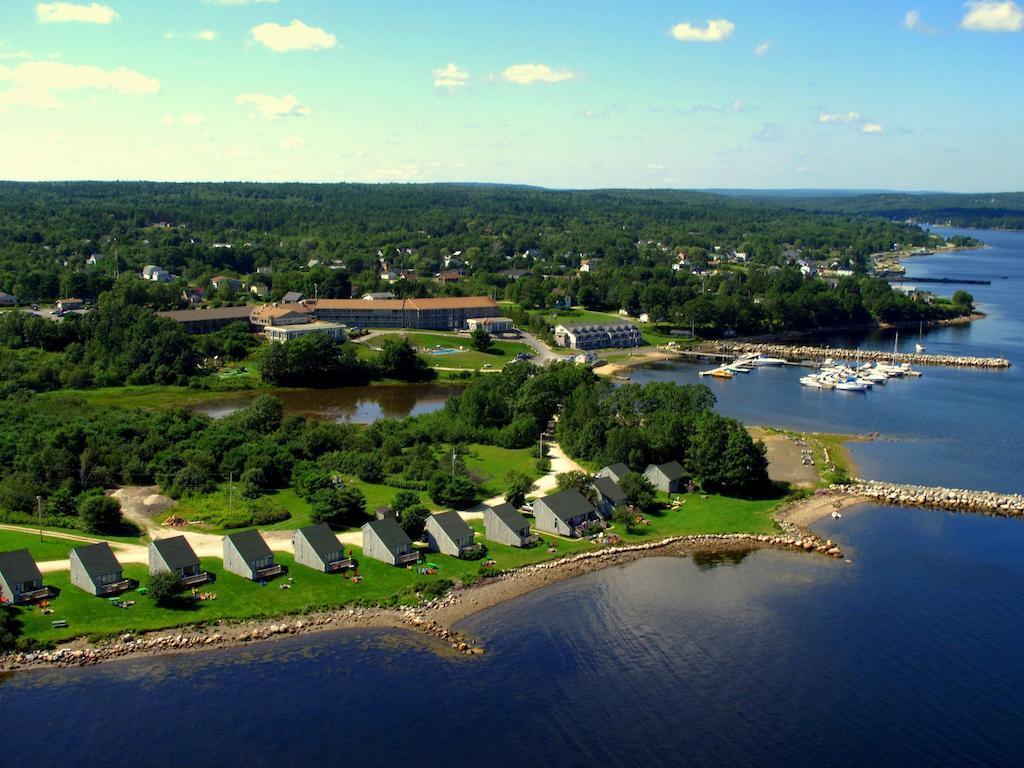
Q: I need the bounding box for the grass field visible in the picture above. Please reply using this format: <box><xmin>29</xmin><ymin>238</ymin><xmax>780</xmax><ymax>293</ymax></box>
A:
<box><xmin>462</xmin><ymin>444</ymin><xmax>540</xmax><ymax>496</ymax></box>
<box><xmin>614</xmin><ymin>493</ymin><xmax>783</xmax><ymax>542</ymax></box>
<box><xmin>38</xmin><ymin>384</ymin><xmax>266</xmax><ymax>410</ymax></box>
<box><xmin>370</xmin><ymin>332</ymin><xmax>534</xmax><ymax>370</ymax></box>
<box><xmin>0</xmin><ymin>530</ymin><xmax>81</xmax><ymax>562</ymax></box>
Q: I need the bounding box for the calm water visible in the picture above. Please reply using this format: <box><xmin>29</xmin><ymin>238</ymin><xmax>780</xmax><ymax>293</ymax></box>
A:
<box><xmin>633</xmin><ymin>226</ymin><xmax>1024</xmax><ymax>493</ymax></box>
<box><xmin>2</xmin><ymin>228</ymin><xmax>1022</xmax><ymax>767</ymax></box>
<box><xmin>3</xmin><ymin>504</ymin><xmax>1022</xmax><ymax>768</ymax></box>
<box><xmin>193</xmin><ymin>382</ymin><xmax>463</xmax><ymax>423</ymax></box>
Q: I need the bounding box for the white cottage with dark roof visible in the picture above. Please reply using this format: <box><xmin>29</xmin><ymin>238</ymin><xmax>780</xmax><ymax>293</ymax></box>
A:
<box><xmin>222</xmin><ymin>530</ymin><xmax>283</xmax><ymax>581</ymax></box>
<box><xmin>643</xmin><ymin>461</ymin><xmax>689</xmax><ymax>493</ymax></box>
<box><xmin>70</xmin><ymin>542</ymin><xmax>133</xmax><ymax>596</ymax></box>
<box><xmin>361</xmin><ymin>518</ymin><xmax>419</xmax><ymax>566</ymax></box>
<box><xmin>532</xmin><ymin>489</ymin><xmax>602</xmax><ymax>538</ymax></box>
<box><xmin>596</xmin><ymin>463</ymin><xmax>631</xmax><ymax>484</ymax></box>
<box><xmin>148</xmin><ymin>536</ymin><xmax>211</xmax><ymax>587</ymax></box>
<box><xmin>483</xmin><ymin>503</ymin><xmax>537</xmax><ymax>548</ymax></box>
<box><xmin>0</xmin><ymin>549</ymin><xmax>50</xmax><ymax>605</ymax></box>
<box><xmin>293</xmin><ymin>524</ymin><xmax>353</xmax><ymax>573</ymax></box>
<box><xmin>424</xmin><ymin>511</ymin><xmax>479</xmax><ymax>558</ymax></box>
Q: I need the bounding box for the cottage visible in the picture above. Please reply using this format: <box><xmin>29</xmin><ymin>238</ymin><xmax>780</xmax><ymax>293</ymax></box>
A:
<box><xmin>361</xmin><ymin>518</ymin><xmax>419</xmax><ymax>566</ymax></box>
<box><xmin>148</xmin><ymin>536</ymin><xmax>211</xmax><ymax>586</ymax></box>
<box><xmin>591</xmin><ymin>476</ymin><xmax>628</xmax><ymax>516</ymax></box>
<box><xmin>643</xmin><ymin>461</ymin><xmax>689</xmax><ymax>493</ymax></box>
<box><xmin>142</xmin><ymin>265</ymin><xmax>173</xmax><ymax>283</ymax></box>
<box><xmin>483</xmin><ymin>503</ymin><xmax>537</xmax><ymax>547</ymax></box>
<box><xmin>222</xmin><ymin>530</ymin><xmax>284</xmax><ymax>581</ymax></box>
<box><xmin>249</xmin><ymin>283</ymin><xmax>270</xmax><ymax>299</ymax></box>
<box><xmin>597</xmin><ymin>463</ymin><xmax>631</xmax><ymax>484</ymax></box>
<box><xmin>424</xmin><ymin>511</ymin><xmax>479</xmax><ymax>558</ymax></box>
<box><xmin>69</xmin><ymin>543</ymin><xmax>133</xmax><ymax>596</ymax></box>
<box><xmin>532</xmin><ymin>489</ymin><xmax>602</xmax><ymax>538</ymax></box>
<box><xmin>56</xmin><ymin>298</ymin><xmax>84</xmax><ymax>312</ymax></box>
<box><xmin>281</xmin><ymin>291</ymin><xmax>305</xmax><ymax>304</ymax></box>
<box><xmin>292</xmin><ymin>524</ymin><xmax>354</xmax><ymax>573</ymax></box>
<box><xmin>374</xmin><ymin>506</ymin><xmax>397</xmax><ymax>521</ymax></box>
<box><xmin>0</xmin><ymin>549</ymin><xmax>50</xmax><ymax>605</ymax></box>
<box><xmin>210</xmin><ymin>275</ymin><xmax>243</xmax><ymax>292</ymax></box>
<box><xmin>0</xmin><ymin>291</ymin><xmax>18</xmax><ymax>307</ymax></box>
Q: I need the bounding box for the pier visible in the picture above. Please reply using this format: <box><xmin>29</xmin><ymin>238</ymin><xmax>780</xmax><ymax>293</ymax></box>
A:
<box><xmin>718</xmin><ymin>342</ymin><xmax>1011</xmax><ymax>369</ymax></box>
<box><xmin>832</xmin><ymin>481</ymin><xmax>1024</xmax><ymax>518</ymax></box>
<box><xmin>888</xmin><ymin>276</ymin><xmax>991</xmax><ymax>286</ymax></box>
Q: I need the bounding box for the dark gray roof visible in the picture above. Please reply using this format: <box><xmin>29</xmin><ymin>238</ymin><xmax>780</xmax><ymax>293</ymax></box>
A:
<box><xmin>0</xmin><ymin>549</ymin><xmax>42</xmax><ymax>583</ymax></box>
<box><xmin>296</xmin><ymin>523</ymin><xmax>344</xmax><ymax>557</ymax></box>
<box><xmin>538</xmin><ymin>488</ymin><xmax>594</xmax><ymax>523</ymax></box>
<box><xmin>157</xmin><ymin>305</ymin><xmax>256</xmax><ymax>322</ymax></box>
<box><xmin>151</xmin><ymin>536</ymin><xmax>200</xmax><ymax>570</ymax></box>
<box><xmin>603</xmin><ymin>463</ymin><xmax>630</xmax><ymax>479</ymax></box>
<box><xmin>281</xmin><ymin>291</ymin><xmax>305</xmax><ymax>303</ymax></box>
<box><xmin>487</xmin><ymin>503</ymin><xmax>530</xmax><ymax>531</ymax></box>
<box><xmin>225</xmin><ymin>530</ymin><xmax>273</xmax><ymax>562</ymax></box>
<box><xmin>72</xmin><ymin>542</ymin><xmax>122</xmax><ymax>576</ymax></box>
<box><xmin>648</xmin><ymin>460</ymin><xmax>688</xmax><ymax>481</ymax></box>
<box><xmin>363</xmin><ymin>517</ymin><xmax>413</xmax><ymax>551</ymax></box>
<box><xmin>430</xmin><ymin>510</ymin><xmax>473</xmax><ymax>542</ymax></box>
<box><xmin>592</xmin><ymin>476</ymin><xmax>628</xmax><ymax>504</ymax></box>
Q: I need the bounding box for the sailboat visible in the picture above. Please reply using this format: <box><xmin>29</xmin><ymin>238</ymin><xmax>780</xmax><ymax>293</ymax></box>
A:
<box><xmin>915</xmin><ymin>322</ymin><xmax>926</xmax><ymax>354</ymax></box>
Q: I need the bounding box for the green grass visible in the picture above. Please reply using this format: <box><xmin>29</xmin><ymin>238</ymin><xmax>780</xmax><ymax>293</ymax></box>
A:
<box><xmin>614</xmin><ymin>493</ymin><xmax>783</xmax><ymax>542</ymax></box>
<box><xmin>37</xmin><ymin>384</ymin><xmax>266</xmax><ymax>410</ymax></box>
<box><xmin>462</xmin><ymin>444</ymin><xmax>541</xmax><ymax>496</ymax></box>
<box><xmin>0</xmin><ymin>530</ymin><xmax>81</xmax><ymax>561</ymax></box>
<box><xmin>370</xmin><ymin>332</ymin><xmax>533</xmax><ymax>370</ymax></box>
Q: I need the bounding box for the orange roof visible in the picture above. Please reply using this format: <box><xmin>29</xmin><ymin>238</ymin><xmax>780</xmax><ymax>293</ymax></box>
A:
<box><xmin>311</xmin><ymin>296</ymin><xmax>496</xmax><ymax>311</ymax></box>
<box><xmin>252</xmin><ymin>304</ymin><xmax>314</xmax><ymax>318</ymax></box>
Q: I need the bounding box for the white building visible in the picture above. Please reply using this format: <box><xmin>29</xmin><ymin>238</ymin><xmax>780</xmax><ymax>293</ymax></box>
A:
<box><xmin>553</xmin><ymin>322</ymin><xmax>643</xmax><ymax>350</ymax></box>
<box><xmin>264</xmin><ymin>321</ymin><xmax>347</xmax><ymax>343</ymax></box>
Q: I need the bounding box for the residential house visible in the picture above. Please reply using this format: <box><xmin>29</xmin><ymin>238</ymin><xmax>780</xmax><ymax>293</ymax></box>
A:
<box><xmin>292</xmin><ymin>524</ymin><xmax>353</xmax><ymax>573</ymax></box>
<box><xmin>434</xmin><ymin>268</ymin><xmax>465</xmax><ymax>284</ymax></box>
<box><xmin>256</xmin><ymin>265</ymin><xmax>274</xmax><ymax>275</ymax></box>
<box><xmin>142</xmin><ymin>265</ymin><xmax>172</xmax><ymax>283</ymax></box>
<box><xmin>281</xmin><ymin>291</ymin><xmax>305</xmax><ymax>303</ymax></box>
<box><xmin>56</xmin><ymin>298</ymin><xmax>84</xmax><ymax>312</ymax></box>
<box><xmin>182</xmin><ymin>287</ymin><xmax>205</xmax><ymax>306</ymax></box>
<box><xmin>643</xmin><ymin>461</ymin><xmax>689</xmax><ymax>493</ymax></box>
<box><xmin>424</xmin><ymin>511</ymin><xmax>479</xmax><ymax>558</ymax></box>
<box><xmin>0</xmin><ymin>291</ymin><xmax>17</xmax><ymax>307</ymax></box>
<box><xmin>86</xmin><ymin>253</ymin><xmax>102</xmax><ymax>266</ymax></box>
<box><xmin>466</xmin><ymin>317</ymin><xmax>515</xmax><ymax>333</ymax></box>
<box><xmin>638</xmin><ymin>313</ymin><xmax>651</xmax><ymax>324</ymax></box>
<box><xmin>69</xmin><ymin>542</ymin><xmax>133</xmax><ymax>596</ymax></box>
<box><xmin>210</xmin><ymin>275</ymin><xmax>243</xmax><ymax>293</ymax></box>
<box><xmin>249</xmin><ymin>283</ymin><xmax>270</xmax><ymax>299</ymax></box>
<box><xmin>483</xmin><ymin>504</ymin><xmax>537</xmax><ymax>548</ymax></box>
<box><xmin>361</xmin><ymin>518</ymin><xmax>419</xmax><ymax>566</ymax></box>
<box><xmin>591</xmin><ymin>476</ymin><xmax>628</xmax><ymax>516</ymax></box>
<box><xmin>374</xmin><ymin>506</ymin><xmax>396</xmax><ymax>521</ymax></box>
<box><xmin>597</xmin><ymin>463</ymin><xmax>631</xmax><ymax>484</ymax></box>
<box><xmin>362</xmin><ymin>292</ymin><xmax>396</xmax><ymax>301</ymax></box>
<box><xmin>148</xmin><ymin>536</ymin><xmax>211</xmax><ymax>587</ymax></box>
<box><xmin>0</xmin><ymin>549</ymin><xmax>50</xmax><ymax>605</ymax></box>
<box><xmin>222</xmin><ymin>530</ymin><xmax>284</xmax><ymax>581</ymax></box>
<box><xmin>532</xmin><ymin>489</ymin><xmax>602</xmax><ymax>538</ymax></box>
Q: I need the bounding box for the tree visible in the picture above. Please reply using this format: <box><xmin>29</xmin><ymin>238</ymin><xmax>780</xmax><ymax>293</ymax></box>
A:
<box><xmin>504</xmin><ymin>470</ymin><xmax>535</xmax><ymax>508</ymax></box>
<box><xmin>952</xmin><ymin>290</ymin><xmax>975</xmax><ymax>311</ymax></box>
<box><xmin>378</xmin><ymin>337</ymin><xmax>435</xmax><ymax>382</ymax></box>
<box><xmin>428</xmin><ymin>473</ymin><xmax>478</xmax><ymax>508</ymax></box>
<box><xmin>399</xmin><ymin>505</ymin><xmax>430</xmax><ymax>538</ymax></box>
<box><xmin>148</xmin><ymin>571</ymin><xmax>184</xmax><ymax>607</ymax></box>
<box><xmin>310</xmin><ymin>486</ymin><xmax>367</xmax><ymax>526</ymax></box>
<box><xmin>77</xmin><ymin>492</ymin><xmax>123</xmax><ymax>533</ymax></box>
<box><xmin>391</xmin><ymin>490</ymin><xmax>421</xmax><ymax>515</ymax></box>
<box><xmin>555</xmin><ymin>470</ymin><xmax>596</xmax><ymax>504</ymax></box>
<box><xmin>687</xmin><ymin>412</ymin><xmax>769</xmax><ymax>496</ymax></box>
<box><xmin>471</xmin><ymin>328</ymin><xmax>494</xmax><ymax>353</ymax></box>
<box><xmin>619</xmin><ymin>471</ymin><xmax>658</xmax><ymax>514</ymax></box>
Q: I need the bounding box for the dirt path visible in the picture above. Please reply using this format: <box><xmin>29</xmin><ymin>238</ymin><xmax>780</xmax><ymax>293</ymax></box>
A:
<box><xmin>110</xmin><ymin>486</ymin><xmax>175</xmax><ymax>533</ymax></box>
<box><xmin>748</xmin><ymin>429</ymin><xmax>820</xmax><ymax>487</ymax></box>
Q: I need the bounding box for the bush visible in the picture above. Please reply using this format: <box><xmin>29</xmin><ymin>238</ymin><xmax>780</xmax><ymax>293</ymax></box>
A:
<box><xmin>399</xmin><ymin>504</ymin><xmax>430</xmax><ymax>538</ymax></box>
<box><xmin>77</xmin><ymin>492</ymin><xmax>123</xmax><ymax>533</ymax></box>
<box><xmin>148</xmin><ymin>571</ymin><xmax>184</xmax><ymax>607</ymax></box>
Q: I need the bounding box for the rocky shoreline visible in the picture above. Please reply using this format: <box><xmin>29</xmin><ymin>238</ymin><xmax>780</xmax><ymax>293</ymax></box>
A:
<box><xmin>1</xmin><ymin>529</ymin><xmax>844</xmax><ymax>673</ymax></box>
<box><xmin>719</xmin><ymin>341</ymin><xmax>1010</xmax><ymax>369</ymax></box>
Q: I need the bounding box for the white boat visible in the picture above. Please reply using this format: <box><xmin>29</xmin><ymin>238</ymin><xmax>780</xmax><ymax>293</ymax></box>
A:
<box><xmin>915</xmin><ymin>322</ymin><xmax>926</xmax><ymax>354</ymax></box>
<box><xmin>750</xmin><ymin>355</ymin><xmax>787</xmax><ymax>366</ymax></box>
<box><xmin>800</xmin><ymin>375</ymin><xmax>833</xmax><ymax>389</ymax></box>
<box><xmin>835</xmin><ymin>379</ymin><xmax>869</xmax><ymax>392</ymax></box>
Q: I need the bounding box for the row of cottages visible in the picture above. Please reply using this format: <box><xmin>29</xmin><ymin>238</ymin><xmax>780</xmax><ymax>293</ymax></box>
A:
<box><xmin>596</xmin><ymin>460</ymin><xmax>690</xmax><ymax>493</ymax></box>
<box><xmin>0</xmin><ymin>549</ymin><xmax>51</xmax><ymax>605</ymax></box>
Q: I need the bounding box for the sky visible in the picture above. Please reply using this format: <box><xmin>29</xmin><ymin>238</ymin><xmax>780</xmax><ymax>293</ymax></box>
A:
<box><xmin>0</xmin><ymin>0</ymin><xmax>1021</xmax><ymax>190</ymax></box>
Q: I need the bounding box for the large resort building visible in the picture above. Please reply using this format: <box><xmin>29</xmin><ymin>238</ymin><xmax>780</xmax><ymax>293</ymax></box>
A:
<box><xmin>553</xmin><ymin>322</ymin><xmax>643</xmax><ymax>350</ymax></box>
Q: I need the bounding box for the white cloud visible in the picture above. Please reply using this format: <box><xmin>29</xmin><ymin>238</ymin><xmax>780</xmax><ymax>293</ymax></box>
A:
<box><xmin>732</xmin><ymin>99</ymin><xmax>744</xmax><ymax>112</ymax></box>
<box><xmin>250</xmin><ymin>20</ymin><xmax>336</xmax><ymax>52</ymax></box>
<box><xmin>433</xmin><ymin>62</ymin><xmax>469</xmax><ymax>89</ymax></box>
<box><xmin>819</xmin><ymin>111</ymin><xmax>860</xmax><ymax>123</ymax></box>
<box><xmin>502</xmin><ymin>63</ymin><xmax>576</xmax><ymax>84</ymax></box>
<box><xmin>234</xmin><ymin>93</ymin><xmax>310</xmax><ymax>120</ymax></box>
<box><xmin>165</xmin><ymin>29</ymin><xmax>218</xmax><ymax>42</ymax></box>
<box><xmin>204</xmin><ymin>0</ymin><xmax>277</xmax><ymax>4</ymax></box>
<box><xmin>279</xmin><ymin>136</ymin><xmax>307</xmax><ymax>149</ymax></box>
<box><xmin>163</xmin><ymin>112</ymin><xmax>205</xmax><ymax>126</ymax></box>
<box><xmin>862</xmin><ymin>123</ymin><xmax>885</xmax><ymax>134</ymax></box>
<box><xmin>0</xmin><ymin>60</ymin><xmax>158</xmax><ymax>109</ymax></box>
<box><xmin>0</xmin><ymin>45</ymin><xmax>33</xmax><ymax>61</ymax></box>
<box><xmin>960</xmin><ymin>1</ymin><xmax>1024</xmax><ymax>31</ymax></box>
<box><xmin>753</xmin><ymin>41</ymin><xmax>772</xmax><ymax>57</ymax></box>
<box><xmin>904</xmin><ymin>9</ymin><xmax>938</xmax><ymax>33</ymax></box>
<box><xmin>36</xmin><ymin>2</ymin><xmax>117</xmax><ymax>24</ymax></box>
<box><xmin>670</xmin><ymin>19</ymin><xmax>736</xmax><ymax>42</ymax></box>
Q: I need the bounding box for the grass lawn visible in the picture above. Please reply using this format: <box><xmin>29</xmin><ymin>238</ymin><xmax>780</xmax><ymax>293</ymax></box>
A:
<box><xmin>614</xmin><ymin>493</ymin><xmax>783</xmax><ymax>543</ymax></box>
<box><xmin>38</xmin><ymin>384</ymin><xmax>266</xmax><ymax>410</ymax></box>
<box><xmin>371</xmin><ymin>332</ymin><xmax>533</xmax><ymax>370</ymax></box>
<box><xmin>462</xmin><ymin>444</ymin><xmax>540</xmax><ymax>496</ymax></box>
<box><xmin>0</xmin><ymin>530</ymin><xmax>81</xmax><ymax>562</ymax></box>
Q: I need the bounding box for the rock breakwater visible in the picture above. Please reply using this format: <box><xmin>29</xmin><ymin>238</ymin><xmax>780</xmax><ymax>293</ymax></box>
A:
<box><xmin>720</xmin><ymin>342</ymin><xmax>1011</xmax><ymax>369</ymax></box>
<box><xmin>833</xmin><ymin>480</ymin><xmax>1024</xmax><ymax>516</ymax></box>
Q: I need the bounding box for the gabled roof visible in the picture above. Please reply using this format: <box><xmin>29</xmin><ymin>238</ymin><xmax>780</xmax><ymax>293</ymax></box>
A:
<box><xmin>151</xmin><ymin>536</ymin><xmax>200</xmax><ymax>570</ymax></box>
<box><xmin>281</xmin><ymin>291</ymin><xmax>305</xmax><ymax>303</ymax></box>
<box><xmin>537</xmin><ymin>488</ymin><xmax>594</xmax><ymax>523</ymax></box>
<box><xmin>363</xmin><ymin>517</ymin><xmax>413</xmax><ymax>551</ymax></box>
<box><xmin>602</xmin><ymin>463</ymin><xmax>630</xmax><ymax>479</ymax></box>
<box><xmin>0</xmin><ymin>549</ymin><xmax>42</xmax><ymax>583</ymax></box>
<box><xmin>296</xmin><ymin>523</ymin><xmax>344</xmax><ymax>557</ymax></box>
<box><xmin>430</xmin><ymin>510</ymin><xmax>473</xmax><ymax>542</ymax></box>
<box><xmin>225</xmin><ymin>530</ymin><xmax>273</xmax><ymax>562</ymax></box>
<box><xmin>647</xmin><ymin>460</ymin><xmax>688</xmax><ymax>481</ymax></box>
<box><xmin>487</xmin><ymin>503</ymin><xmax>530</xmax><ymax>531</ymax></box>
<box><xmin>71</xmin><ymin>542</ymin><xmax>121</xmax><ymax>576</ymax></box>
<box><xmin>592</xmin><ymin>476</ymin><xmax>628</xmax><ymax>504</ymax></box>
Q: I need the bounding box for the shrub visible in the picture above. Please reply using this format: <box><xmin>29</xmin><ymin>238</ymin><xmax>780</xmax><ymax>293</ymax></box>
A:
<box><xmin>77</xmin><ymin>492</ymin><xmax>123</xmax><ymax>533</ymax></box>
<box><xmin>148</xmin><ymin>571</ymin><xmax>184</xmax><ymax>607</ymax></box>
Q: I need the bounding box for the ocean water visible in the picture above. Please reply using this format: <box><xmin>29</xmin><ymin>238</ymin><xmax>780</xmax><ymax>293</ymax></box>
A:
<box><xmin>2</xmin><ymin>504</ymin><xmax>1022</xmax><ymax>768</ymax></box>
<box><xmin>1</xmin><ymin>228</ymin><xmax>1022</xmax><ymax>767</ymax></box>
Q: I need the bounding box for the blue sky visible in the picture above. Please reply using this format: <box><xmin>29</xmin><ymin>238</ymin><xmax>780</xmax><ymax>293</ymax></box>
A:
<box><xmin>1</xmin><ymin>0</ymin><xmax>1021</xmax><ymax>190</ymax></box>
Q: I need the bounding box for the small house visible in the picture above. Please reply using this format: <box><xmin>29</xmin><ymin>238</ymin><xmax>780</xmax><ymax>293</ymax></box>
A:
<box><xmin>281</xmin><ymin>291</ymin><xmax>305</xmax><ymax>304</ymax></box>
<box><xmin>222</xmin><ymin>530</ymin><xmax>283</xmax><ymax>581</ymax></box>
<box><xmin>591</xmin><ymin>476</ymin><xmax>628</xmax><ymax>516</ymax></box>
<box><xmin>57</xmin><ymin>298</ymin><xmax>84</xmax><ymax>312</ymax></box>
<box><xmin>210</xmin><ymin>275</ymin><xmax>243</xmax><ymax>292</ymax></box>
<box><xmin>293</xmin><ymin>524</ymin><xmax>353</xmax><ymax>573</ymax></box>
<box><xmin>361</xmin><ymin>518</ymin><xmax>419</xmax><ymax>566</ymax></box>
<box><xmin>532</xmin><ymin>489</ymin><xmax>602</xmax><ymax>538</ymax></box>
<box><xmin>0</xmin><ymin>291</ymin><xmax>17</xmax><ymax>307</ymax></box>
<box><xmin>597</xmin><ymin>463</ymin><xmax>631</xmax><ymax>484</ymax></box>
<box><xmin>70</xmin><ymin>542</ymin><xmax>132</xmax><ymax>596</ymax></box>
<box><xmin>643</xmin><ymin>461</ymin><xmax>689</xmax><ymax>493</ymax></box>
<box><xmin>483</xmin><ymin>503</ymin><xmax>537</xmax><ymax>547</ymax></box>
<box><xmin>0</xmin><ymin>549</ymin><xmax>50</xmax><ymax>605</ymax></box>
<box><xmin>424</xmin><ymin>511</ymin><xmax>479</xmax><ymax>558</ymax></box>
<box><xmin>374</xmin><ymin>506</ymin><xmax>397</xmax><ymax>521</ymax></box>
<box><xmin>148</xmin><ymin>536</ymin><xmax>211</xmax><ymax>587</ymax></box>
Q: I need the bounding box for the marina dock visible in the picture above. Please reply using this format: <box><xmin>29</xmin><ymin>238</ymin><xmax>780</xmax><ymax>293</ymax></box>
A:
<box><xmin>717</xmin><ymin>342</ymin><xmax>1011</xmax><ymax>369</ymax></box>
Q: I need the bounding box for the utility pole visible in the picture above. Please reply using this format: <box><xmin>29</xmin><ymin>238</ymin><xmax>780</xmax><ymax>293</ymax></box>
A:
<box><xmin>228</xmin><ymin>472</ymin><xmax>234</xmax><ymax>513</ymax></box>
<box><xmin>36</xmin><ymin>495</ymin><xmax>43</xmax><ymax>542</ymax></box>
<box><xmin>451</xmin><ymin>446</ymin><xmax>457</xmax><ymax>478</ymax></box>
